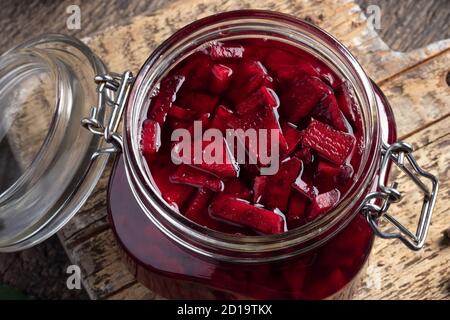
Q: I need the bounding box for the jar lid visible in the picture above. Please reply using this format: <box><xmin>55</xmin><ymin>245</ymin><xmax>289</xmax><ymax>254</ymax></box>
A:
<box><xmin>0</xmin><ymin>35</ymin><xmax>109</xmax><ymax>251</ymax></box>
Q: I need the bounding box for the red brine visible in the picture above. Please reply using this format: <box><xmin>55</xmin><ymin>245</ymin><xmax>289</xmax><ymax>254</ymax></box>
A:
<box><xmin>141</xmin><ymin>39</ymin><xmax>363</xmax><ymax>235</ymax></box>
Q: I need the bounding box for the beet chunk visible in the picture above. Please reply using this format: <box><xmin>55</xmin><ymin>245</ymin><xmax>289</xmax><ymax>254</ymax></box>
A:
<box><xmin>209</xmin><ymin>197</ymin><xmax>286</xmax><ymax>235</ymax></box>
<box><xmin>302</xmin><ymin>119</ymin><xmax>355</xmax><ymax>165</ymax></box>
<box><xmin>280</xmin><ymin>74</ymin><xmax>332</xmax><ymax>123</ymax></box>
<box><xmin>170</xmin><ymin>165</ymin><xmax>224</xmax><ymax>192</ymax></box>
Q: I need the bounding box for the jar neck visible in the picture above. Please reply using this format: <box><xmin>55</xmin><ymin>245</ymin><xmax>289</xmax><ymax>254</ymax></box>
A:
<box><xmin>123</xmin><ymin>10</ymin><xmax>381</xmax><ymax>262</ymax></box>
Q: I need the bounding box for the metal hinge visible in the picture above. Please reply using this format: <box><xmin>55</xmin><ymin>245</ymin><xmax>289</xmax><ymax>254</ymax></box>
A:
<box><xmin>81</xmin><ymin>71</ymin><xmax>134</xmax><ymax>156</ymax></box>
<box><xmin>361</xmin><ymin>141</ymin><xmax>439</xmax><ymax>250</ymax></box>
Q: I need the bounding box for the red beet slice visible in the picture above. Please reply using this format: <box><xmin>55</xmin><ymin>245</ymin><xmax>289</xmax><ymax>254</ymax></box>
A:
<box><xmin>208</xmin><ymin>42</ymin><xmax>245</xmax><ymax>60</ymax></box>
<box><xmin>222</xmin><ymin>178</ymin><xmax>252</xmax><ymax>201</ymax></box>
<box><xmin>228</xmin><ymin>104</ymin><xmax>288</xmax><ymax>163</ymax></box>
<box><xmin>253</xmin><ymin>176</ymin><xmax>267</xmax><ymax>203</ymax></box>
<box><xmin>170</xmin><ymin>165</ymin><xmax>224</xmax><ymax>192</ymax></box>
<box><xmin>210</xmin><ymin>105</ymin><xmax>235</xmax><ymax>133</ymax></box>
<box><xmin>167</xmin><ymin>118</ymin><xmax>191</xmax><ymax>132</ymax></box>
<box><xmin>307</xmin><ymin>189</ymin><xmax>340</xmax><ymax>221</ymax></box>
<box><xmin>280</xmin><ymin>73</ymin><xmax>332</xmax><ymax>123</ymax></box>
<box><xmin>235</xmin><ymin>86</ymin><xmax>279</xmax><ymax>115</ymax></box>
<box><xmin>177</xmin><ymin>91</ymin><xmax>219</xmax><ymax>114</ymax></box>
<box><xmin>210</xmin><ymin>64</ymin><xmax>233</xmax><ymax>94</ymax></box>
<box><xmin>316</xmin><ymin>161</ymin><xmax>354</xmax><ymax>192</ymax></box>
<box><xmin>228</xmin><ymin>60</ymin><xmax>272</xmax><ymax>104</ymax></box>
<box><xmin>257</xmin><ymin>157</ymin><xmax>302</xmax><ymax>212</ymax></box>
<box><xmin>294</xmin><ymin>148</ymin><xmax>314</xmax><ymax>165</ymax></box>
<box><xmin>141</xmin><ymin>119</ymin><xmax>161</xmax><ymax>160</ymax></box>
<box><xmin>173</xmin><ymin>137</ymin><xmax>239</xmax><ymax>179</ymax></box>
<box><xmin>281</xmin><ymin>122</ymin><xmax>303</xmax><ymax>155</ymax></box>
<box><xmin>184</xmin><ymin>189</ymin><xmax>218</xmax><ymax>228</ymax></box>
<box><xmin>302</xmin><ymin>119</ymin><xmax>355</xmax><ymax>165</ymax></box>
<box><xmin>335</xmin><ymin>81</ymin><xmax>357</xmax><ymax>124</ymax></box>
<box><xmin>167</xmin><ymin>105</ymin><xmax>196</xmax><ymax>121</ymax></box>
<box><xmin>177</xmin><ymin>53</ymin><xmax>213</xmax><ymax>91</ymax></box>
<box><xmin>149</xmin><ymin>75</ymin><xmax>185</xmax><ymax>124</ymax></box>
<box><xmin>209</xmin><ymin>197</ymin><xmax>286</xmax><ymax>235</ymax></box>
<box><xmin>313</xmin><ymin>94</ymin><xmax>352</xmax><ymax>133</ymax></box>
<box><xmin>151</xmin><ymin>158</ymin><xmax>195</xmax><ymax>210</ymax></box>
<box><xmin>293</xmin><ymin>162</ymin><xmax>318</xmax><ymax>200</ymax></box>
<box><xmin>185</xmin><ymin>113</ymin><xmax>211</xmax><ymax>139</ymax></box>
<box><xmin>287</xmin><ymin>193</ymin><xmax>308</xmax><ymax>229</ymax></box>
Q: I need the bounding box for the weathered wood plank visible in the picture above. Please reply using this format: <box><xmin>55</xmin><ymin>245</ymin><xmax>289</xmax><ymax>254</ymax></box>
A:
<box><xmin>354</xmin><ymin>126</ymin><xmax>450</xmax><ymax>299</ymax></box>
<box><xmin>56</xmin><ymin>0</ymin><xmax>450</xmax><ymax>299</ymax></box>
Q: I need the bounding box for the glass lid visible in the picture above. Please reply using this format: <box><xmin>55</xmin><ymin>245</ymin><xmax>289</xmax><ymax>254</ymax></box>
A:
<box><xmin>0</xmin><ymin>34</ymin><xmax>109</xmax><ymax>251</ymax></box>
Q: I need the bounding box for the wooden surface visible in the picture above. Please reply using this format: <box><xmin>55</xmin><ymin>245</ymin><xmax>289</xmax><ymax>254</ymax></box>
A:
<box><xmin>0</xmin><ymin>0</ymin><xmax>449</xmax><ymax>52</ymax></box>
<box><xmin>0</xmin><ymin>0</ymin><xmax>449</xmax><ymax>300</ymax></box>
<box><xmin>52</xmin><ymin>0</ymin><xmax>450</xmax><ymax>300</ymax></box>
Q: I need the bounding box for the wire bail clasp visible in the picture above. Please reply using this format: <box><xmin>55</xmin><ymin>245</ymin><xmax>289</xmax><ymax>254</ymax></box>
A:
<box><xmin>361</xmin><ymin>142</ymin><xmax>439</xmax><ymax>250</ymax></box>
<box><xmin>82</xmin><ymin>71</ymin><xmax>134</xmax><ymax>156</ymax></box>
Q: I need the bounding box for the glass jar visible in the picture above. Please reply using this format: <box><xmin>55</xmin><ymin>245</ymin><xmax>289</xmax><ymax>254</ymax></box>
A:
<box><xmin>0</xmin><ymin>10</ymin><xmax>438</xmax><ymax>300</ymax></box>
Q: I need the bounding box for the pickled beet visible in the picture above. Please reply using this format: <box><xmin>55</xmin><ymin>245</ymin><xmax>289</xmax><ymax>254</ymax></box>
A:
<box><xmin>141</xmin><ymin>38</ymin><xmax>364</xmax><ymax>235</ymax></box>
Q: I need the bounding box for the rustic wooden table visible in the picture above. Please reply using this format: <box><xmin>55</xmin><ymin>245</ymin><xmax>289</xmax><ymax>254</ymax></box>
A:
<box><xmin>1</xmin><ymin>0</ymin><xmax>449</xmax><ymax>300</ymax></box>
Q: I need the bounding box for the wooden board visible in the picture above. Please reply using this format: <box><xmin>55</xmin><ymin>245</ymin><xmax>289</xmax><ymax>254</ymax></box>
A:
<box><xmin>58</xmin><ymin>0</ymin><xmax>450</xmax><ymax>299</ymax></box>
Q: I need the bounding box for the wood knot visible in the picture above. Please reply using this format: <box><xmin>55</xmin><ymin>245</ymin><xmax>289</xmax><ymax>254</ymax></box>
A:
<box><xmin>446</xmin><ymin>71</ymin><xmax>450</xmax><ymax>87</ymax></box>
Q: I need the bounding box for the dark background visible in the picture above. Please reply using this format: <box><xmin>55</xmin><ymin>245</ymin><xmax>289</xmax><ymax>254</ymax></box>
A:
<box><xmin>0</xmin><ymin>0</ymin><xmax>449</xmax><ymax>299</ymax></box>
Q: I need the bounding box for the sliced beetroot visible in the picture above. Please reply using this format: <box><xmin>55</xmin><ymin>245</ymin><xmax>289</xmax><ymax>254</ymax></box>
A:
<box><xmin>316</xmin><ymin>161</ymin><xmax>354</xmax><ymax>192</ymax></box>
<box><xmin>253</xmin><ymin>176</ymin><xmax>267</xmax><ymax>203</ymax></box>
<box><xmin>280</xmin><ymin>73</ymin><xmax>332</xmax><ymax>123</ymax></box>
<box><xmin>302</xmin><ymin>119</ymin><xmax>355</xmax><ymax>165</ymax></box>
<box><xmin>170</xmin><ymin>164</ymin><xmax>224</xmax><ymax>192</ymax></box>
<box><xmin>149</xmin><ymin>75</ymin><xmax>185</xmax><ymax>124</ymax></box>
<box><xmin>228</xmin><ymin>104</ymin><xmax>288</xmax><ymax>162</ymax></box>
<box><xmin>141</xmin><ymin>119</ymin><xmax>161</xmax><ymax>160</ymax></box>
<box><xmin>167</xmin><ymin>118</ymin><xmax>191</xmax><ymax>132</ymax></box>
<box><xmin>257</xmin><ymin>157</ymin><xmax>302</xmax><ymax>212</ymax></box>
<box><xmin>335</xmin><ymin>81</ymin><xmax>357</xmax><ymax>124</ymax></box>
<box><xmin>210</xmin><ymin>64</ymin><xmax>233</xmax><ymax>94</ymax></box>
<box><xmin>287</xmin><ymin>193</ymin><xmax>308</xmax><ymax>229</ymax></box>
<box><xmin>312</xmin><ymin>94</ymin><xmax>352</xmax><ymax>133</ymax></box>
<box><xmin>307</xmin><ymin>189</ymin><xmax>340</xmax><ymax>221</ymax></box>
<box><xmin>177</xmin><ymin>91</ymin><xmax>219</xmax><ymax>114</ymax></box>
<box><xmin>210</xmin><ymin>105</ymin><xmax>235</xmax><ymax>133</ymax></box>
<box><xmin>177</xmin><ymin>53</ymin><xmax>212</xmax><ymax>91</ymax></box>
<box><xmin>184</xmin><ymin>189</ymin><xmax>218</xmax><ymax>228</ymax></box>
<box><xmin>209</xmin><ymin>197</ymin><xmax>286</xmax><ymax>235</ymax></box>
<box><xmin>142</xmin><ymin>38</ymin><xmax>365</xmax><ymax>237</ymax></box>
<box><xmin>222</xmin><ymin>178</ymin><xmax>252</xmax><ymax>201</ymax></box>
<box><xmin>187</xmin><ymin>113</ymin><xmax>211</xmax><ymax>138</ymax></box>
<box><xmin>228</xmin><ymin>60</ymin><xmax>272</xmax><ymax>104</ymax></box>
<box><xmin>172</xmin><ymin>137</ymin><xmax>239</xmax><ymax>179</ymax></box>
<box><xmin>281</xmin><ymin>122</ymin><xmax>303</xmax><ymax>155</ymax></box>
<box><xmin>208</xmin><ymin>42</ymin><xmax>245</xmax><ymax>60</ymax></box>
<box><xmin>293</xmin><ymin>161</ymin><xmax>318</xmax><ymax>200</ymax></box>
<box><xmin>151</xmin><ymin>158</ymin><xmax>195</xmax><ymax>210</ymax></box>
<box><xmin>167</xmin><ymin>105</ymin><xmax>196</xmax><ymax>121</ymax></box>
<box><xmin>235</xmin><ymin>86</ymin><xmax>279</xmax><ymax>115</ymax></box>
<box><xmin>294</xmin><ymin>147</ymin><xmax>314</xmax><ymax>165</ymax></box>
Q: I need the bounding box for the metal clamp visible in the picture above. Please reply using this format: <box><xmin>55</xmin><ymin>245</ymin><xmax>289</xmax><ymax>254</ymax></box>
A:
<box><xmin>82</xmin><ymin>71</ymin><xmax>134</xmax><ymax>156</ymax></box>
<box><xmin>361</xmin><ymin>141</ymin><xmax>439</xmax><ymax>250</ymax></box>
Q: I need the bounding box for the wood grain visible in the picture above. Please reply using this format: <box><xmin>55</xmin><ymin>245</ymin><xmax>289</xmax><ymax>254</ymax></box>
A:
<box><xmin>49</xmin><ymin>0</ymin><xmax>450</xmax><ymax>300</ymax></box>
<box><xmin>1</xmin><ymin>0</ymin><xmax>448</xmax><ymax>53</ymax></box>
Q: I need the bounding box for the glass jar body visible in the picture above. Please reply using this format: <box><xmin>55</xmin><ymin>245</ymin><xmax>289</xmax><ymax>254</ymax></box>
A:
<box><xmin>108</xmin><ymin>81</ymin><xmax>396</xmax><ymax>299</ymax></box>
<box><xmin>108</xmin><ymin>11</ymin><xmax>398</xmax><ymax>299</ymax></box>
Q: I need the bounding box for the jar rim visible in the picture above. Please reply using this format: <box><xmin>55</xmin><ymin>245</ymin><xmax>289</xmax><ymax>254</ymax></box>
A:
<box><xmin>123</xmin><ymin>10</ymin><xmax>381</xmax><ymax>262</ymax></box>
